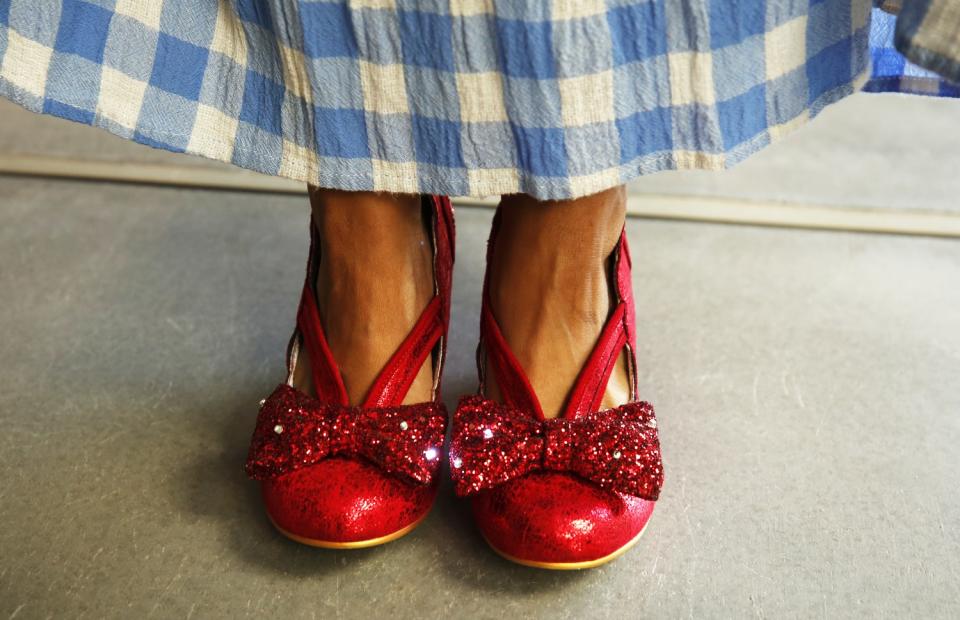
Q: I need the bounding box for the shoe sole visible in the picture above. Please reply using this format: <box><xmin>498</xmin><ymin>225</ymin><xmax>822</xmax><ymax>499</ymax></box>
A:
<box><xmin>483</xmin><ymin>517</ymin><xmax>651</xmax><ymax>570</ymax></box>
<box><xmin>267</xmin><ymin>509</ymin><xmax>429</xmax><ymax>549</ymax></box>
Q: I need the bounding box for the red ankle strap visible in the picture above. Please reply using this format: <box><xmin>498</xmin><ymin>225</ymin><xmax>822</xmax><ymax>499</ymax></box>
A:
<box><xmin>480</xmin><ymin>290</ymin><xmax>546</xmax><ymax>419</ymax></box>
<box><xmin>361</xmin><ymin>295</ymin><xmax>444</xmax><ymax>408</ymax></box>
<box><xmin>615</xmin><ymin>230</ymin><xmax>639</xmax><ymax>399</ymax></box>
<box><xmin>479</xmin><ymin>214</ymin><xmax>638</xmax><ymax>420</ymax></box>
<box><xmin>563</xmin><ymin>302</ymin><xmax>628</xmax><ymax>417</ymax></box>
<box><xmin>296</xmin><ymin>279</ymin><xmax>350</xmax><ymax>406</ymax></box>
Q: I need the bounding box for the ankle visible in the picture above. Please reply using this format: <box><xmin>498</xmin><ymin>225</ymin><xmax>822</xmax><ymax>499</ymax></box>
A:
<box><xmin>490</xmin><ymin>188</ymin><xmax>626</xmax><ymax>328</ymax></box>
<box><xmin>312</xmin><ymin>188</ymin><xmax>429</xmax><ymax>260</ymax></box>
<box><xmin>301</xmin><ymin>188</ymin><xmax>435</xmax><ymax>404</ymax></box>
<box><xmin>486</xmin><ymin>187</ymin><xmax>629</xmax><ymax>417</ymax></box>
<box><xmin>310</xmin><ymin>188</ymin><xmax>433</xmax><ymax>303</ymax></box>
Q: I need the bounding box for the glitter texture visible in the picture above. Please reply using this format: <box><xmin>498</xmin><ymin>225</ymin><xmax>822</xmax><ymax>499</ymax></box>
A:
<box><xmin>450</xmin><ymin>395</ymin><xmax>663</xmax><ymax>499</ymax></box>
<box><xmin>246</xmin><ymin>384</ymin><xmax>447</xmax><ymax>484</ymax></box>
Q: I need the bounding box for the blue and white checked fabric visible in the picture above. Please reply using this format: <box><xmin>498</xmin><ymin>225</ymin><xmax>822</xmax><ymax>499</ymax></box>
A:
<box><xmin>0</xmin><ymin>1</ymin><xmax>954</xmax><ymax>199</ymax></box>
<box><xmin>865</xmin><ymin>2</ymin><xmax>960</xmax><ymax>97</ymax></box>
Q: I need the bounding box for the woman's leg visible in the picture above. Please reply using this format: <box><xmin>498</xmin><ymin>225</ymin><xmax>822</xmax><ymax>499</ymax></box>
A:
<box><xmin>292</xmin><ymin>188</ymin><xmax>434</xmax><ymax>405</ymax></box>
<box><xmin>488</xmin><ymin>186</ymin><xmax>631</xmax><ymax>418</ymax></box>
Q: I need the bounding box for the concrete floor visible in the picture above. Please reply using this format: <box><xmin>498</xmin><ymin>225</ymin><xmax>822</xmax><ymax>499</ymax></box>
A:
<box><xmin>1</xmin><ymin>175</ymin><xmax>958</xmax><ymax>618</ymax></box>
<box><xmin>2</xmin><ymin>90</ymin><xmax>960</xmax><ymax>618</ymax></box>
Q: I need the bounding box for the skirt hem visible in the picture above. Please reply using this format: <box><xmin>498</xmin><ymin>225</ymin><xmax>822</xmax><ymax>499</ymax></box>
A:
<box><xmin>0</xmin><ymin>67</ymin><xmax>872</xmax><ymax>201</ymax></box>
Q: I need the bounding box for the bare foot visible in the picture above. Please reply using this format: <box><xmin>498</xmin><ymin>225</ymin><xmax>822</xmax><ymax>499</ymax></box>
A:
<box><xmin>486</xmin><ymin>186</ymin><xmax>631</xmax><ymax>418</ymax></box>
<box><xmin>292</xmin><ymin>188</ymin><xmax>435</xmax><ymax>405</ymax></box>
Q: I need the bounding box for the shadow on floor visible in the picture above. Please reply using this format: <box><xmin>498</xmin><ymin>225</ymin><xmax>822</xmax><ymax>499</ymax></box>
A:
<box><xmin>171</xmin><ymin>374</ymin><xmax>592</xmax><ymax>591</ymax></box>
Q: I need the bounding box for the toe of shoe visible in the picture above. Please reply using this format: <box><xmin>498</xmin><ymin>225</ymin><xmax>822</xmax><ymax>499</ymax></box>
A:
<box><xmin>471</xmin><ymin>472</ymin><xmax>654</xmax><ymax>566</ymax></box>
<box><xmin>261</xmin><ymin>456</ymin><xmax>437</xmax><ymax>545</ymax></box>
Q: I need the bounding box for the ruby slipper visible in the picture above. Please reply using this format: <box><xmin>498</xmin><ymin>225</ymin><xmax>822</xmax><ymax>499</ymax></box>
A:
<box><xmin>245</xmin><ymin>196</ymin><xmax>455</xmax><ymax>548</ymax></box>
<box><xmin>450</xmin><ymin>207</ymin><xmax>663</xmax><ymax>569</ymax></box>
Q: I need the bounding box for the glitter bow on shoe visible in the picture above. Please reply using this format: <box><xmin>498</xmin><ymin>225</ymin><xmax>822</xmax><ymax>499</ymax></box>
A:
<box><xmin>245</xmin><ymin>384</ymin><xmax>447</xmax><ymax>484</ymax></box>
<box><xmin>450</xmin><ymin>396</ymin><xmax>663</xmax><ymax>499</ymax></box>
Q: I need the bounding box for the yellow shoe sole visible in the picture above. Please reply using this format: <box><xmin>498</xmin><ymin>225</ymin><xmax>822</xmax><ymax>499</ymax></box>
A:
<box><xmin>267</xmin><ymin>509</ymin><xmax>429</xmax><ymax>549</ymax></box>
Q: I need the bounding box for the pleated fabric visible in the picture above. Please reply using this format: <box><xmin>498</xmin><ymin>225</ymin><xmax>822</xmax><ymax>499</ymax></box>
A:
<box><xmin>0</xmin><ymin>1</ymin><xmax>955</xmax><ymax>199</ymax></box>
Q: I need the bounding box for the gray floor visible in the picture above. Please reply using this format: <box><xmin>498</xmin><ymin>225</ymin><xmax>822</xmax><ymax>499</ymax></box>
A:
<box><xmin>1</xmin><ymin>175</ymin><xmax>959</xmax><ymax>618</ymax></box>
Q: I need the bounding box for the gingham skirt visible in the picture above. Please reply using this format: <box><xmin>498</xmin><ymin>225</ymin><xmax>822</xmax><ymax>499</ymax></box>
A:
<box><xmin>0</xmin><ymin>1</ymin><xmax>956</xmax><ymax>199</ymax></box>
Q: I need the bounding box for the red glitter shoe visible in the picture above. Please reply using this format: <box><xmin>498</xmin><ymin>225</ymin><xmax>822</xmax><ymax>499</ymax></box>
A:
<box><xmin>450</xmin><ymin>209</ymin><xmax>663</xmax><ymax>569</ymax></box>
<box><xmin>245</xmin><ymin>195</ymin><xmax>455</xmax><ymax>548</ymax></box>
